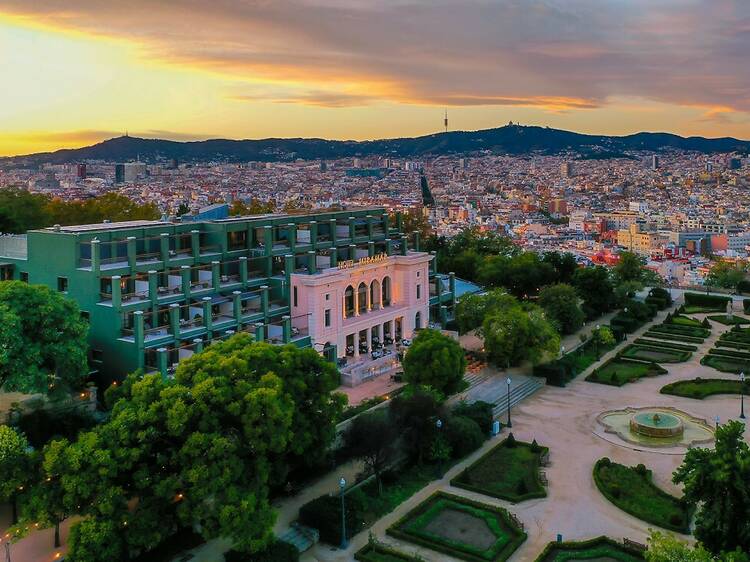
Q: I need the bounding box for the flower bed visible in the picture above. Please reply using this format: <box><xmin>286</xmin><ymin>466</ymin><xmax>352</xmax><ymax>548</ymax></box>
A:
<box><xmin>586</xmin><ymin>357</ymin><xmax>668</xmax><ymax>386</ymax></box>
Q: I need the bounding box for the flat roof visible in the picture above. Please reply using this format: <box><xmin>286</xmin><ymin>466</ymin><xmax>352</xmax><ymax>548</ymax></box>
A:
<box><xmin>47</xmin><ymin>220</ymin><xmax>169</xmax><ymax>233</ymax></box>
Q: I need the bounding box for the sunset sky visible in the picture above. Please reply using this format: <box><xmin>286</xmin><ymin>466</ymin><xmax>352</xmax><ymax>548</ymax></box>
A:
<box><xmin>1</xmin><ymin>0</ymin><xmax>749</xmax><ymax>156</ymax></box>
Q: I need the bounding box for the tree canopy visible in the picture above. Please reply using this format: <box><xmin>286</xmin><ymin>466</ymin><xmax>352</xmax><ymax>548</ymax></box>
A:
<box><xmin>482</xmin><ymin>304</ymin><xmax>560</xmax><ymax>367</ymax></box>
<box><xmin>229</xmin><ymin>199</ymin><xmax>275</xmax><ymax>216</ymax></box>
<box><xmin>706</xmin><ymin>260</ymin><xmax>748</xmax><ymax>291</ymax></box>
<box><xmin>0</xmin><ymin>425</ymin><xmax>32</xmax><ymax>524</ymax></box>
<box><xmin>454</xmin><ymin>289</ymin><xmax>518</xmax><ymax>334</ymax></box>
<box><xmin>402</xmin><ymin>329</ymin><xmax>467</xmax><ymax>396</ymax></box>
<box><xmin>673</xmin><ymin>420</ymin><xmax>750</xmax><ymax>556</ymax></box>
<box><xmin>0</xmin><ymin>281</ymin><xmax>89</xmax><ymax>393</ymax></box>
<box><xmin>538</xmin><ymin>283</ymin><xmax>585</xmax><ymax>335</ymax></box>
<box><xmin>572</xmin><ymin>265</ymin><xmax>616</xmax><ymax>318</ymax></box>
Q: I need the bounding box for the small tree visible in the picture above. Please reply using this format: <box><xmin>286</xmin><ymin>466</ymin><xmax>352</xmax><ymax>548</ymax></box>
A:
<box><xmin>344</xmin><ymin>411</ymin><xmax>397</xmax><ymax>495</ymax></box>
<box><xmin>591</xmin><ymin>326</ymin><xmax>616</xmax><ymax>358</ymax></box>
<box><xmin>0</xmin><ymin>425</ymin><xmax>32</xmax><ymax>524</ymax></box>
<box><xmin>402</xmin><ymin>329</ymin><xmax>467</xmax><ymax>396</ymax></box>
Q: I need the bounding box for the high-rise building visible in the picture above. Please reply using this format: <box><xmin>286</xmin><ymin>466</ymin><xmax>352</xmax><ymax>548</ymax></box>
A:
<box><xmin>319</xmin><ymin>161</ymin><xmax>327</xmax><ymax>172</ymax></box>
<box><xmin>729</xmin><ymin>158</ymin><xmax>742</xmax><ymax>170</ymax></box>
<box><xmin>651</xmin><ymin>155</ymin><xmax>659</xmax><ymax>170</ymax></box>
<box><xmin>114</xmin><ymin>164</ymin><xmax>125</xmax><ymax>184</ymax></box>
<box><xmin>561</xmin><ymin>162</ymin><xmax>573</xmax><ymax>178</ymax></box>
<box><xmin>76</xmin><ymin>163</ymin><xmax>87</xmax><ymax>179</ymax></box>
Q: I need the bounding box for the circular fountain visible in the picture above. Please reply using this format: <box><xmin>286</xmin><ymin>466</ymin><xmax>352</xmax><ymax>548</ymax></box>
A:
<box><xmin>629</xmin><ymin>411</ymin><xmax>684</xmax><ymax>438</ymax></box>
<box><xmin>597</xmin><ymin>407</ymin><xmax>714</xmax><ymax>449</ymax></box>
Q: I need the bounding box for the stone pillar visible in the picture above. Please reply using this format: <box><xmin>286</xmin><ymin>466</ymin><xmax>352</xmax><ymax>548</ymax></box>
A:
<box><xmin>255</xmin><ymin>322</ymin><xmax>265</xmax><ymax>342</ymax></box>
<box><xmin>111</xmin><ymin>275</ymin><xmax>122</xmax><ymax>308</ymax></box>
<box><xmin>349</xmin><ymin>244</ymin><xmax>357</xmax><ymax>262</ymax></box>
<box><xmin>348</xmin><ymin>216</ymin><xmax>356</xmax><ymax>240</ymax></box>
<box><xmin>449</xmin><ymin>272</ymin><xmax>456</xmax><ymax>305</ymax></box>
<box><xmin>260</xmin><ymin>285</ymin><xmax>269</xmax><ymax>316</ymax></box>
<box><xmin>329</xmin><ymin>218</ymin><xmax>338</xmax><ymax>245</ymax></box>
<box><xmin>354</xmin><ymin>333</ymin><xmax>360</xmax><ymax>358</ymax></box>
<box><xmin>440</xmin><ymin>305</ymin><xmax>448</xmax><ymax>327</ymax></box>
<box><xmin>211</xmin><ymin>261</ymin><xmax>220</xmax><ymax>289</ymax></box>
<box><xmin>133</xmin><ymin>310</ymin><xmax>145</xmax><ymax>350</ymax></box>
<box><xmin>309</xmin><ymin>220</ymin><xmax>318</xmax><ymax>248</ymax></box>
<box><xmin>232</xmin><ymin>291</ymin><xmax>242</xmax><ymax>322</ymax></box>
<box><xmin>396</xmin><ymin>212</ymin><xmax>403</xmax><ymax>233</ymax></box>
<box><xmin>169</xmin><ymin>303</ymin><xmax>180</xmax><ymax>337</ymax></box>
<box><xmin>157</xmin><ymin>348</ymin><xmax>169</xmax><ymax>380</ymax></box>
<box><xmin>202</xmin><ymin>297</ymin><xmax>212</xmax><ymax>331</ymax></box>
<box><xmin>400</xmin><ymin>235</ymin><xmax>408</xmax><ymax>256</ymax></box>
<box><xmin>181</xmin><ymin>265</ymin><xmax>191</xmax><ymax>300</ymax></box>
<box><xmin>368</xmin><ymin>241</ymin><xmax>375</xmax><ymax>257</ymax></box>
<box><xmin>282</xmin><ymin>315</ymin><xmax>291</xmax><ymax>343</ymax></box>
<box><xmin>284</xmin><ymin>254</ymin><xmax>295</xmax><ymax>298</ymax></box>
<box><xmin>307</xmin><ymin>250</ymin><xmax>317</xmax><ymax>274</ymax></box>
<box><xmin>386</xmin><ymin>239</ymin><xmax>394</xmax><ymax>256</ymax></box>
<box><xmin>329</xmin><ymin>247</ymin><xmax>338</xmax><ymax>268</ymax></box>
<box><xmin>366</xmin><ymin>215</ymin><xmax>374</xmax><ymax>239</ymax></box>
<box><xmin>160</xmin><ymin>233</ymin><xmax>170</xmax><ymax>262</ymax></box>
<box><xmin>430</xmin><ymin>251</ymin><xmax>438</xmax><ymax>274</ymax></box>
<box><xmin>190</xmin><ymin>230</ymin><xmax>200</xmax><ymax>259</ymax></box>
<box><xmin>239</xmin><ymin>256</ymin><xmax>248</xmax><ymax>286</ymax></box>
<box><xmin>381</xmin><ymin>213</ymin><xmax>389</xmax><ymax>236</ymax></box>
<box><xmin>287</xmin><ymin>223</ymin><xmax>297</xmax><ymax>253</ymax></box>
<box><xmin>90</xmin><ymin>239</ymin><xmax>101</xmax><ymax>274</ymax></box>
<box><xmin>148</xmin><ymin>270</ymin><xmax>158</xmax><ymax>304</ymax></box>
<box><xmin>413</xmin><ymin>231</ymin><xmax>421</xmax><ymax>252</ymax></box>
<box><xmin>365</xmin><ymin>328</ymin><xmax>372</xmax><ymax>353</ymax></box>
<box><xmin>378</xmin><ymin>323</ymin><xmax>384</xmax><ymax>344</ymax></box>
<box><xmin>263</xmin><ymin>225</ymin><xmax>273</xmax><ymax>256</ymax></box>
<box><xmin>193</xmin><ymin>338</ymin><xmax>204</xmax><ymax>354</ymax></box>
<box><xmin>127</xmin><ymin>237</ymin><xmax>137</xmax><ymax>270</ymax></box>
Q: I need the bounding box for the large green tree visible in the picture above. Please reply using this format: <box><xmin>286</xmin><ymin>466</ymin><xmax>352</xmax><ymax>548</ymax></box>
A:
<box><xmin>0</xmin><ymin>188</ymin><xmax>52</xmax><ymax>233</ymax></box>
<box><xmin>538</xmin><ymin>283</ymin><xmax>584</xmax><ymax>335</ymax></box>
<box><xmin>572</xmin><ymin>266</ymin><xmax>616</xmax><ymax>318</ymax></box>
<box><xmin>613</xmin><ymin>251</ymin><xmax>647</xmax><ymax>284</ymax></box>
<box><xmin>0</xmin><ymin>281</ymin><xmax>89</xmax><ymax>393</ymax></box>
<box><xmin>673</xmin><ymin>421</ymin><xmax>750</xmax><ymax>555</ymax></box>
<box><xmin>344</xmin><ymin>411</ymin><xmax>398</xmax><ymax>495</ymax></box>
<box><xmin>0</xmin><ymin>425</ymin><xmax>32</xmax><ymax>524</ymax></box>
<box><xmin>478</xmin><ymin>252</ymin><xmax>556</xmax><ymax>299</ymax></box>
<box><xmin>646</xmin><ymin>531</ymin><xmax>748</xmax><ymax>562</ymax></box>
<box><xmin>482</xmin><ymin>305</ymin><xmax>560</xmax><ymax>367</ymax></box>
<box><xmin>402</xmin><ymin>329</ymin><xmax>467</xmax><ymax>396</ymax></box>
<box><xmin>706</xmin><ymin>261</ymin><xmax>748</xmax><ymax>291</ymax></box>
<box><xmin>454</xmin><ymin>289</ymin><xmax>518</xmax><ymax>334</ymax></box>
<box><xmin>542</xmin><ymin>251</ymin><xmax>579</xmax><ymax>284</ymax></box>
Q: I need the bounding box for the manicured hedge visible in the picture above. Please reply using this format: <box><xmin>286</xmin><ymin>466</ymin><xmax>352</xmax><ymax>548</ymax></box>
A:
<box><xmin>647</xmin><ymin>323</ymin><xmax>710</xmax><ymax>338</ymax></box>
<box><xmin>633</xmin><ymin>338</ymin><xmax>697</xmax><ymax>352</ymax></box>
<box><xmin>684</xmin><ymin>292</ymin><xmax>731</xmax><ymax>310</ymax></box>
<box><xmin>619</xmin><ymin>344</ymin><xmax>690</xmax><ymax>363</ymax></box>
<box><xmin>744</xmin><ymin>299</ymin><xmax>750</xmax><ymax>314</ymax></box>
<box><xmin>716</xmin><ymin>340</ymin><xmax>750</xmax><ymax>351</ymax></box>
<box><xmin>299</xmin><ymin>492</ymin><xmax>367</xmax><ymax>545</ymax></box>
<box><xmin>355</xmin><ymin>541</ymin><xmax>424</xmax><ymax>561</ymax></box>
<box><xmin>224</xmin><ymin>541</ymin><xmax>299</xmax><ymax>562</ymax></box>
<box><xmin>593</xmin><ymin>458</ymin><xmax>691</xmax><ymax>533</ymax></box>
<box><xmin>700</xmin><ymin>354</ymin><xmax>750</xmax><ymax>374</ymax></box>
<box><xmin>706</xmin><ymin>314</ymin><xmax>750</xmax><ymax>326</ymax></box>
<box><xmin>534</xmin><ymin>329</ymin><xmax>620</xmax><ymax>387</ymax></box>
<box><xmin>642</xmin><ymin>330</ymin><xmax>704</xmax><ymax>344</ymax></box>
<box><xmin>534</xmin><ymin>536</ymin><xmax>644</xmax><ymax>562</ymax></box>
<box><xmin>708</xmin><ymin>347</ymin><xmax>750</xmax><ymax>360</ymax></box>
<box><xmin>661</xmin><ymin>377</ymin><xmax>750</xmax><ymax>399</ymax></box>
<box><xmin>586</xmin><ymin>358</ymin><xmax>667</xmax><ymax>386</ymax></box>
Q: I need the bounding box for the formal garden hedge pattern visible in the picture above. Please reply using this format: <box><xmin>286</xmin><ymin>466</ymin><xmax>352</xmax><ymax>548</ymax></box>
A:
<box><xmin>661</xmin><ymin>377</ymin><xmax>750</xmax><ymax>399</ymax></box>
<box><xmin>586</xmin><ymin>357</ymin><xmax>668</xmax><ymax>386</ymax></box>
<box><xmin>619</xmin><ymin>343</ymin><xmax>691</xmax><ymax>363</ymax></box>
<box><xmin>683</xmin><ymin>292</ymin><xmax>731</xmax><ymax>313</ymax></box>
<box><xmin>534</xmin><ymin>536</ymin><xmax>645</xmax><ymax>562</ymax></box>
<box><xmin>354</xmin><ymin>540</ymin><xmax>424</xmax><ymax>562</ymax></box>
<box><xmin>593</xmin><ymin>458</ymin><xmax>691</xmax><ymax>534</ymax></box>
<box><xmin>387</xmin><ymin>492</ymin><xmax>526</xmax><ymax>562</ymax></box>
<box><xmin>451</xmin><ymin>436</ymin><xmax>548</xmax><ymax>503</ymax></box>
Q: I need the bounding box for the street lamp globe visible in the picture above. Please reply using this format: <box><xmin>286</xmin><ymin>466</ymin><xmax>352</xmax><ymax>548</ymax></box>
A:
<box><xmin>436</xmin><ymin>419</ymin><xmax>443</xmax><ymax>430</ymax></box>
<box><xmin>339</xmin><ymin>477</ymin><xmax>346</xmax><ymax>490</ymax></box>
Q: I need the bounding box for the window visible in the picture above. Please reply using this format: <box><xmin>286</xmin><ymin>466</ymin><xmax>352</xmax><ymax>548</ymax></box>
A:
<box><xmin>417</xmin><ymin>270</ymin><xmax>420</xmax><ymax>277</ymax></box>
<box><xmin>325</xmin><ymin>293</ymin><xmax>330</xmax><ymax>301</ymax></box>
<box><xmin>293</xmin><ymin>286</ymin><xmax>298</xmax><ymax>307</ymax></box>
<box><xmin>344</xmin><ymin>286</ymin><xmax>355</xmax><ymax>317</ymax></box>
<box><xmin>20</xmin><ymin>272</ymin><xmax>28</xmax><ymax>283</ymax></box>
<box><xmin>324</xmin><ymin>309</ymin><xmax>331</xmax><ymax>327</ymax></box>
<box><xmin>57</xmin><ymin>277</ymin><xmax>69</xmax><ymax>292</ymax></box>
<box><xmin>416</xmin><ymin>284</ymin><xmax>421</xmax><ymax>299</ymax></box>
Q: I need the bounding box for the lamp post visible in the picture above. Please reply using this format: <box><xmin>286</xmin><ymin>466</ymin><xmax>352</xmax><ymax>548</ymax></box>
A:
<box><xmin>740</xmin><ymin>372</ymin><xmax>746</xmax><ymax>420</ymax></box>
<box><xmin>339</xmin><ymin>477</ymin><xmax>348</xmax><ymax>550</ymax></box>
<box><xmin>560</xmin><ymin>345</ymin><xmax>565</xmax><ymax>359</ymax></box>
<box><xmin>506</xmin><ymin>377</ymin><xmax>512</xmax><ymax>428</ymax></box>
<box><xmin>714</xmin><ymin>415</ymin><xmax>720</xmax><ymax>429</ymax></box>
<box><xmin>436</xmin><ymin>418</ymin><xmax>443</xmax><ymax>477</ymax></box>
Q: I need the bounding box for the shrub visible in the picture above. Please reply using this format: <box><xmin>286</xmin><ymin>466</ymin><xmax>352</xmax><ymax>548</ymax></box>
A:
<box><xmin>600</xmin><ymin>457</ymin><xmax>611</xmax><ymax>467</ymax></box>
<box><xmin>224</xmin><ymin>541</ymin><xmax>299</xmax><ymax>562</ymax></box>
<box><xmin>530</xmin><ymin>439</ymin><xmax>541</xmax><ymax>453</ymax></box>
<box><xmin>299</xmin><ymin>492</ymin><xmax>366</xmax><ymax>545</ymax></box>
<box><xmin>702</xmin><ymin>318</ymin><xmax>711</xmax><ymax>329</ymax></box>
<box><xmin>505</xmin><ymin>432</ymin><xmax>517</xmax><ymax>448</ymax></box>
<box><xmin>451</xmin><ymin>400</ymin><xmax>493</xmax><ymax>434</ymax></box>
<box><xmin>635</xmin><ymin>463</ymin><xmax>647</xmax><ymax>476</ymax></box>
<box><xmin>684</xmin><ymin>292</ymin><xmax>731</xmax><ymax>309</ymax></box>
<box><xmin>444</xmin><ymin>415</ymin><xmax>484</xmax><ymax>459</ymax></box>
<box><xmin>516</xmin><ymin>479</ymin><xmax>529</xmax><ymax>495</ymax></box>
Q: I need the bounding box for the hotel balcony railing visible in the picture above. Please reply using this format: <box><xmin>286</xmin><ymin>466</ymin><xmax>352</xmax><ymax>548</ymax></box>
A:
<box><xmin>219</xmin><ymin>274</ymin><xmax>241</xmax><ymax>287</ymax></box>
<box><xmin>178</xmin><ymin>316</ymin><xmax>204</xmax><ymax>330</ymax></box>
<box><xmin>100</xmin><ymin>290</ymin><xmax>149</xmax><ymax>304</ymax></box>
<box><xmin>199</xmin><ymin>244</ymin><xmax>221</xmax><ymax>255</ymax></box>
<box><xmin>156</xmin><ymin>285</ymin><xmax>183</xmax><ymax>297</ymax></box>
<box><xmin>189</xmin><ymin>280</ymin><xmax>212</xmax><ymax>291</ymax></box>
<box><xmin>135</xmin><ymin>251</ymin><xmax>161</xmax><ymax>263</ymax></box>
<box><xmin>168</xmin><ymin>247</ymin><xmax>193</xmax><ymax>258</ymax></box>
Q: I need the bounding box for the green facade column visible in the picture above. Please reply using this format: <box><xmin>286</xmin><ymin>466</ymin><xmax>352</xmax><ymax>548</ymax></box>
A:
<box><xmin>329</xmin><ymin>247</ymin><xmax>338</xmax><ymax>268</ymax></box>
<box><xmin>348</xmin><ymin>216</ymin><xmax>356</xmax><ymax>240</ymax></box>
<box><xmin>287</xmin><ymin>223</ymin><xmax>296</xmax><ymax>253</ymax></box>
<box><xmin>238</xmin><ymin>256</ymin><xmax>248</xmax><ymax>286</ymax></box>
<box><xmin>193</xmin><ymin>338</ymin><xmax>203</xmax><ymax>354</ymax></box>
<box><xmin>156</xmin><ymin>348</ymin><xmax>168</xmax><ymax>380</ymax></box>
<box><xmin>169</xmin><ymin>303</ymin><xmax>180</xmax><ymax>337</ymax></box>
<box><xmin>440</xmin><ymin>305</ymin><xmax>448</xmax><ymax>327</ymax></box>
<box><xmin>263</xmin><ymin>226</ymin><xmax>273</xmax><ymax>256</ymax></box>
<box><xmin>191</xmin><ymin>230</ymin><xmax>200</xmax><ymax>259</ymax></box>
<box><xmin>91</xmin><ymin>239</ymin><xmax>101</xmax><ymax>274</ymax></box>
<box><xmin>329</xmin><ymin>218</ymin><xmax>338</xmax><ymax>245</ymax></box>
<box><xmin>260</xmin><ymin>285</ymin><xmax>269</xmax><ymax>316</ymax></box>
<box><xmin>381</xmin><ymin>213</ymin><xmax>389</xmax><ymax>236</ymax></box>
<box><xmin>386</xmin><ymin>239</ymin><xmax>394</xmax><ymax>256</ymax></box>
<box><xmin>396</xmin><ymin>212</ymin><xmax>403</xmax><ymax>233</ymax></box>
<box><xmin>127</xmin><ymin>237</ymin><xmax>137</xmax><ymax>270</ymax></box>
<box><xmin>349</xmin><ymin>244</ymin><xmax>357</xmax><ymax>261</ymax></box>
<box><xmin>202</xmin><ymin>297</ymin><xmax>212</xmax><ymax>331</ymax></box>
<box><xmin>307</xmin><ymin>251</ymin><xmax>317</xmax><ymax>274</ymax></box>
<box><xmin>309</xmin><ymin>220</ymin><xmax>318</xmax><ymax>248</ymax></box>
<box><xmin>246</xmin><ymin>224</ymin><xmax>254</xmax><ymax>250</ymax></box>
<box><xmin>160</xmin><ymin>233</ymin><xmax>170</xmax><ymax>262</ymax></box>
<box><xmin>368</xmin><ymin>241</ymin><xmax>375</xmax><ymax>257</ymax></box>
<box><xmin>254</xmin><ymin>322</ymin><xmax>265</xmax><ymax>342</ymax></box>
<box><xmin>282</xmin><ymin>315</ymin><xmax>291</xmax><ymax>343</ymax></box>
<box><xmin>449</xmin><ymin>271</ymin><xmax>456</xmax><ymax>305</ymax></box>
<box><xmin>413</xmin><ymin>231</ymin><xmax>421</xmax><ymax>252</ymax></box>
<box><xmin>148</xmin><ymin>270</ymin><xmax>158</xmax><ymax>304</ymax></box>
<box><xmin>232</xmin><ymin>291</ymin><xmax>242</xmax><ymax>322</ymax></box>
<box><xmin>111</xmin><ymin>275</ymin><xmax>122</xmax><ymax>309</ymax></box>
<box><xmin>400</xmin><ymin>235</ymin><xmax>408</xmax><ymax>256</ymax></box>
<box><xmin>181</xmin><ymin>265</ymin><xmax>191</xmax><ymax>300</ymax></box>
<box><xmin>429</xmin><ymin>251</ymin><xmax>437</xmax><ymax>274</ymax></box>
<box><xmin>211</xmin><ymin>261</ymin><xmax>220</xmax><ymax>289</ymax></box>
<box><xmin>133</xmin><ymin>310</ymin><xmax>145</xmax><ymax>350</ymax></box>
<box><xmin>366</xmin><ymin>215</ymin><xmax>374</xmax><ymax>238</ymax></box>
<box><xmin>284</xmin><ymin>254</ymin><xmax>295</xmax><ymax>298</ymax></box>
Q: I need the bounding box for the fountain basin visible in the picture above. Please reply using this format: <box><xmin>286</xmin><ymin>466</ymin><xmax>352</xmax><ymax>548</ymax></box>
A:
<box><xmin>629</xmin><ymin>411</ymin><xmax>684</xmax><ymax>438</ymax></box>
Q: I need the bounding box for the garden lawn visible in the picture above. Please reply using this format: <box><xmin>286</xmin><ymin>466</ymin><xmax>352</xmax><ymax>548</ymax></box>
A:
<box><xmin>707</xmin><ymin>315</ymin><xmax>750</xmax><ymax>326</ymax></box>
<box><xmin>642</xmin><ymin>330</ymin><xmax>704</xmax><ymax>344</ymax></box>
<box><xmin>593</xmin><ymin>459</ymin><xmax>691</xmax><ymax>533</ymax></box>
<box><xmin>633</xmin><ymin>338</ymin><xmax>697</xmax><ymax>352</ymax></box>
<box><xmin>451</xmin><ymin>437</ymin><xmax>547</xmax><ymax>502</ymax></box>
<box><xmin>535</xmin><ymin>536</ymin><xmax>644</xmax><ymax>562</ymax></box>
<box><xmin>648</xmin><ymin>323</ymin><xmax>710</xmax><ymax>338</ymax></box>
<box><xmin>661</xmin><ymin>378</ymin><xmax>750</xmax><ymax>399</ymax></box>
<box><xmin>701</xmin><ymin>354</ymin><xmax>750</xmax><ymax>374</ymax></box>
<box><xmin>683</xmin><ymin>305</ymin><xmax>724</xmax><ymax>314</ymax></box>
<box><xmin>670</xmin><ymin>315</ymin><xmax>703</xmax><ymax>327</ymax></box>
<box><xmin>355</xmin><ymin>542</ymin><xmax>423</xmax><ymax>562</ymax></box>
<box><xmin>586</xmin><ymin>358</ymin><xmax>667</xmax><ymax>386</ymax></box>
<box><xmin>387</xmin><ymin>492</ymin><xmax>526</xmax><ymax>562</ymax></box>
<box><xmin>620</xmin><ymin>344</ymin><xmax>690</xmax><ymax>363</ymax></box>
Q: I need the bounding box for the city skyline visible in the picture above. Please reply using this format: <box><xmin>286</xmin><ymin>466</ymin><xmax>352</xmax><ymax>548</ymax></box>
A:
<box><xmin>2</xmin><ymin>1</ymin><xmax>750</xmax><ymax>156</ymax></box>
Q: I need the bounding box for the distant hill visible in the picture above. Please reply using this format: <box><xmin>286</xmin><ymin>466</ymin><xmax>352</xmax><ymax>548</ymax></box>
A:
<box><xmin>3</xmin><ymin>125</ymin><xmax>749</xmax><ymax>165</ymax></box>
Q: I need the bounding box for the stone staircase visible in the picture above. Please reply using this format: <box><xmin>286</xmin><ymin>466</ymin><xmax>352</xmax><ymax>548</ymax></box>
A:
<box><xmin>492</xmin><ymin>376</ymin><xmax>545</xmax><ymax>418</ymax></box>
<box><xmin>279</xmin><ymin>523</ymin><xmax>319</xmax><ymax>553</ymax></box>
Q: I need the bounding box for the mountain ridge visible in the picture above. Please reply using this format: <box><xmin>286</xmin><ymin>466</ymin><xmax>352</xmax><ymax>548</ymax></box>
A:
<box><xmin>3</xmin><ymin>124</ymin><xmax>749</xmax><ymax>165</ymax></box>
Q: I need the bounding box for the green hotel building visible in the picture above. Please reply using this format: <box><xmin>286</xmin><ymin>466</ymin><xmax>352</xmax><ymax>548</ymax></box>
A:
<box><xmin>0</xmin><ymin>208</ymin><xmax>455</xmax><ymax>384</ymax></box>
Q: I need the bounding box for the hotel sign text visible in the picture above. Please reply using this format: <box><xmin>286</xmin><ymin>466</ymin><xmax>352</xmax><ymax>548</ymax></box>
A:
<box><xmin>338</xmin><ymin>252</ymin><xmax>388</xmax><ymax>270</ymax></box>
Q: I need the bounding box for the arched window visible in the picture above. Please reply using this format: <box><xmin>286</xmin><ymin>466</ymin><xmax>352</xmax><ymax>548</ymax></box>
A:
<box><xmin>370</xmin><ymin>279</ymin><xmax>381</xmax><ymax>308</ymax></box>
<box><xmin>357</xmin><ymin>282</ymin><xmax>368</xmax><ymax>314</ymax></box>
<box><xmin>382</xmin><ymin>276</ymin><xmax>391</xmax><ymax>306</ymax></box>
<box><xmin>414</xmin><ymin>311</ymin><xmax>422</xmax><ymax>330</ymax></box>
<box><xmin>344</xmin><ymin>286</ymin><xmax>355</xmax><ymax>318</ymax></box>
